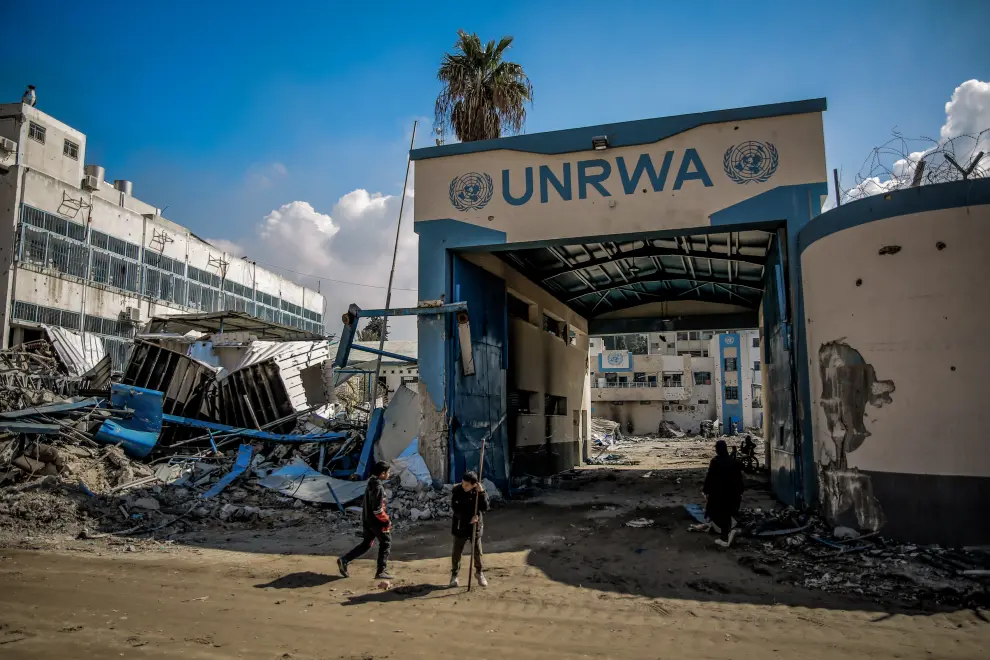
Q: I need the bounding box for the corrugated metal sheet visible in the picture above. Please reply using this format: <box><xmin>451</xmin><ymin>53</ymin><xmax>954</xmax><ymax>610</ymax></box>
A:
<box><xmin>122</xmin><ymin>339</ymin><xmax>219</xmax><ymax>418</ymax></box>
<box><xmin>217</xmin><ymin>340</ymin><xmax>332</xmax><ymax>431</ymax></box>
<box><xmin>42</xmin><ymin>325</ymin><xmax>107</xmax><ymax>378</ymax></box>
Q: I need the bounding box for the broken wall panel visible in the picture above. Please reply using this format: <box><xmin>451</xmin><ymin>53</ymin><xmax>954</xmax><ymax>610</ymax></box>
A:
<box><xmin>122</xmin><ymin>339</ymin><xmax>217</xmax><ymax>419</ymax></box>
<box><xmin>42</xmin><ymin>324</ymin><xmax>108</xmax><ymax>379</ymax></box>
<box><xmin>217</xmin><ymin>340</ymin><xmax>332</xmax><ymax>431</ymax></box>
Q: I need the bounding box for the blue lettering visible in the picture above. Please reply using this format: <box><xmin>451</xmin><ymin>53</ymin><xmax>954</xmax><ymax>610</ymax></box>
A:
<box><xmin>502</xmin><ymin>167</ymin><xmax>533</xmax><ymax>205</ymax></box>
<box><xmin>577</xmin><ymin>159</ymin><xmax>612</xmax><ymax>199</ymax></box>
<box><xmin>616</xmin><ymin>152</ymin><xmax>674</xmax><ymax>194</ymax></box>
<box><xmin>539</xmin><ymin>163</ymin><xmax>572</xmax><ymax>203</ymax></box>
<box><xmin>673</xmin><ymin>148</ymin><xmax>713</xmax><ymax>190</ymax></box>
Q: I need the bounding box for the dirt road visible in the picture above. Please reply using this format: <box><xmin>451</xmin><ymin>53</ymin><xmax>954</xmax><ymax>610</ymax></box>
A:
<box><xmin>1</xmin><ymin>446</ymin><xmax>988</xmax><ymax>659</ymax></box>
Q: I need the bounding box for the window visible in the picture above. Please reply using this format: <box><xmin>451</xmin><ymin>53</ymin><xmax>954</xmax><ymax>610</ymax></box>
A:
<box><xmin>724</xmin><ymin>357</ymin><xmax>738</xmax><ymax>371</ymax></box>
<box><xmin>634</xmin><ymin>372</ymin><xmax>646</xmax><ymax>383</ymax></box>
<box><xmin>508</xmin><ymin>389</ymin><xmax>536</xmax><ymax>415</ymax></box>
<box><xmin>545</xmin><ymin>394</ymin><xmax>567</xmax><ymax>416</ymax></box>
<box><xmin>676</xmin><ymin>332</ymin><xmax>689</xmax><ymax>341</ymax></box>
<box><xmin>639</xmin><ymin>401</ymin><xmax>652</xmax><ymax>405</ymax></box>
<box><xmin>28</xmin><ymin>122</ymin><xmax>46</xmax><ymax>143</ymax></box>
<box><xmin>63</xmin><ymin>139</ymin><xmax>79</xmax><ymax>160</ymax></box>
<box><xmin>753</xmin><ymin>337</ymin><xmax>761</xmax><ymax>348</ymax></box>
<box><xmin>667</xmin><ymin>342</ymin><xmax>676</xmax><ymax>350</ymax></box>
<box><xmin>507</xmin><ymin>292</ymin><xmax>531</xmax><ymax>321</ymax></box>
<box><xmin>543</xmin><ymin>314</ymin><xmax>566</xmax><ymax>339</ymax></box>
<box><xmin>698</xmin><ymin>399</ymin><xmax>709</xmax><ymax>405</ymax></box>
<box><xmin>689</xmin><ymin>331</ymin><xmax>700</xmax><ymax>340</ymax></box>
<box><xmin>662</xmin><ymin>373</ymin><xmax>683</xmax><ymax>387</ymax></box>
<box><xmin>754</xmin><ymin>361</ymin><xmax>760</xmax><ymax>371</ymax></box>
<box><xmin>702</xmin><ymin>350</ymin><xmax>709</xmax><ymax>357</ymax></box>
<box><xmin>701</xmin><ymin>331</ymin><xmax>713</xmax><ymax>340</ymax></box>
<box><xmin>752</xmin><ymin>385</ymin><xmax>763</xmax><ymax>408</ymax></box>
<box><xmin>725</xmin><ymin>386</ymin><xmax>739</xmax><ymax>401</ymax></box>
<box><xmin>647</xmin><ymin>375</ymin><xmax>657</xmax><ymax>385</ymax></box>
<box><xmin>694</xmin><ymin>371</ymin><xmax>712</xmax><ymax>385</ymax></box>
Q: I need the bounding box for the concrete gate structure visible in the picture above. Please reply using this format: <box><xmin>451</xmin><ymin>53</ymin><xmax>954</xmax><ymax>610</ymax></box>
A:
<box><xmin>409</xmin><ymin>97</ymin><xmax>990</xmax><ymax>545</ymax></box>
<box><xmin>411</xmin><ymin>98</ymin><xmax>829</xmax><ymax>506</ymax></box>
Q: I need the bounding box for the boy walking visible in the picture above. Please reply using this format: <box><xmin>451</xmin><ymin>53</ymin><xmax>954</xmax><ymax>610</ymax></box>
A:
<box><xmin>337</xmin><ymin>461</ymin><xmax>394</xmax><ymax>580</ymax></box>
<box><xmin>449</xmin><ymin>471</ymin><xmax>489</xmax><ymax>587</ymax></box>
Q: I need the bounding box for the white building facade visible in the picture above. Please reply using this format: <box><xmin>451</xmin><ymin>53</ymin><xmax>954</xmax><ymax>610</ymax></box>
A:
<box><xmin>0</xmin><ymin>101</ymin><xmax>324</xmax><ymax>368</ymax></box>
<box><xmin>589</xmin><ymin>329</ymin><xmax>763</xmax><ymax>435</ymax></box>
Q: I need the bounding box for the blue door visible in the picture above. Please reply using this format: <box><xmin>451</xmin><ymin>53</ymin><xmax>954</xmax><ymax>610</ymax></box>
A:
<box><xmin>449</xmin><ymin>255</ymin><xmax>510</xmax><ymax>492</ymax></box>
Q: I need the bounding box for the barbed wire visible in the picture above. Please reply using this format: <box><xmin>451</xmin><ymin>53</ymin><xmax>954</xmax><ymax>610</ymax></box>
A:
<box><xmin>839</xmin><ymin>129</ymin><xmax>989</xmax><ymax>204</ymax></box>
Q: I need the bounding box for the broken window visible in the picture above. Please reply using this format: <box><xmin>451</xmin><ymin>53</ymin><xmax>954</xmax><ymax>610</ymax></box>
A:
<box><xmin>693</xmin><ymin>371</ymin><xmax>712</xmax><ymax>385</ymax></box>
<box><xmin>29</xmin><ymin>121</ymin><xmax>46</xmax><ymax>143</ymax></box>
<box><xmin>725</xmin><ymin>386</ymin><xmax>739</xmax><ymax>401</ymax></box>
<box><xmin>544</xmin><ymin>394</ymin><xmax>567</xmax><ymax>416</ymax></box>
<box><xmin>676</xmin><ymin>332</ymin><xmax>689</xmax><ymax>341</ymax></box>
<box><xmin>724</xmin><ymin>357</ymin><xmax>738</xmax><ymax>371</ymax></box>
<box><xmin>753</xmin><ymin>361</ymin><xmax>760</xmax><ymax>371</ymax></box>
<box><xmin>689</xmin><ymin>331</ymin><xmax>700</xmax><ymax>340</ymax></box>
<box><xmin>542</xmin><ymin>314</ymin><xmax>566</xmax><ymax>339</ymax></box>
<box><xmin>752</xmin><ymin>384</ymin><xmax>763</xmax><ymax>408</ymax></box>
<box><xmin>662</xmin><ymin>373</ymin><xmax>683</xmax><ymax>388</ymax></box>
<box><xmin>752</xmin><ymin>337</ymin><xmax>761</xmax><ymax>348</ymax></box>
<box><xmin>701</xmin><ymin>331</ymin><xmax>713</xmax><ymax>340</ymax></box>
<box><xmin>633</xmin><ymin>372</ymin><xmax>646</xmax><ymax>383</ymax></box>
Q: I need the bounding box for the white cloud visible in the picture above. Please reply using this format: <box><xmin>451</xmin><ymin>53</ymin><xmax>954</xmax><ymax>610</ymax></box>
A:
<box><xmin>826</xmin><ymin>79</ymin><xmax>990</xmax><ymax>211</ymax></box>
<box><xmin>208</xmin><ymin>188</ymin><xmax>418</xmax><ymax>340</ymax></box>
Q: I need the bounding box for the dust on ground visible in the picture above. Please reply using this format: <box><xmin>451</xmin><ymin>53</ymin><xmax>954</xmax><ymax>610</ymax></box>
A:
<box><xmin>1</xmin><ymin>437</ymin><xmax>988</xmax><ymax>659</ymax></box>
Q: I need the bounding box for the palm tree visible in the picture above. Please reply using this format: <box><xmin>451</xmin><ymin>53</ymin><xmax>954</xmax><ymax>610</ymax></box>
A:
<box><xmin>435</xmin><ymin>31</ymin><xmax>533</xmax><ymax>143</ymax></box>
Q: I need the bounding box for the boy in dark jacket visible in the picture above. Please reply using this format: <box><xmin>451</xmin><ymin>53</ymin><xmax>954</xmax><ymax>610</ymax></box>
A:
<box><xmin>703</xmin><ymin>440</ymin><xmax>745</xmax><ymax>547</ymax></box>
<box><xmin>337</xmin><ymin>461</ymin><xmax>393</xmax><ymax>580</ymax></box>
<box><xmin>449</xmin><ymin>471</ymin><xmax>489</xmax><ymax>587</ymax></box>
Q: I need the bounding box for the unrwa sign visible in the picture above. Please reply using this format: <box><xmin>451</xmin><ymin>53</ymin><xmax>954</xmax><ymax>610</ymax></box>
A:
<box><xmin>447</xmin><ymin>141</ymin><xmax>779</xmax><ymax>211</ymax></box>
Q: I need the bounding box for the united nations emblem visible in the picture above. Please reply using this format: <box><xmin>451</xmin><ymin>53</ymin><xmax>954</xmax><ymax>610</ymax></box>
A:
<box><xmin>723</xmin><ymin>141</ymin><xmax>779</xmax><ymax>184</ymax></box>
<box><xmin>606</xmin><ymin>353</ymin><xmax>624</xmax><ymax>366</ymax></box>
<box><xmin>724</xmin><ymin>336</ymin><xmax>735</xmax><ymax>345</ymax></box>
<box><xmin>449</xmin><ymin>172</ymin><xmax>494</xmax><ymax>211</ymax></box>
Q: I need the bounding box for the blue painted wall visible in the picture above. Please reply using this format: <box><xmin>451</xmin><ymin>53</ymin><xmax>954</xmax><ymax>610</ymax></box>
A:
<box><xmin>718</xmin><ymin>333</ymin><xmax>744</xmax><ymax>432</ymax></box>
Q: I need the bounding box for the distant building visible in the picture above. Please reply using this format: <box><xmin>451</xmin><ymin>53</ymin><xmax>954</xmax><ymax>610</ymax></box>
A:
<box><xmin>0</xmin><ymin>100</ymin><xmax>324</xmax><ymax>369</ymax></box>
<box><xmin>589</xmin><ymin>329</ymin><xmax>763</xmax><ymax>434</ymax></box>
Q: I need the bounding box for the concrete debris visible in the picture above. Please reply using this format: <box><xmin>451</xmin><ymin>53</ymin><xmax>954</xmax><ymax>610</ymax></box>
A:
<box><xmin>656</xmin><ymin>420</ymin><xmax>685</xmax><ymax>439</ymax></box>
<box><xmin>733</xmin><ymin>507</ymin><xmax>990</xmax><ymax>608</ymax></box>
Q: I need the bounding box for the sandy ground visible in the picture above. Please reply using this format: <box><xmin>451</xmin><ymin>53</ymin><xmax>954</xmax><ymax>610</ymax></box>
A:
<box><xmin>1</xmin><ymin>438</ymin><xmax>988</xmax><ymax>659</ymax></box>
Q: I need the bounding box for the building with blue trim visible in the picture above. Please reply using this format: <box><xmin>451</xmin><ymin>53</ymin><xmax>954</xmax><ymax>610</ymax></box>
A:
<box><xmin>409</xmin><ymin>95</ymin><xmax>989</xmax><ymax>545</ymax></box>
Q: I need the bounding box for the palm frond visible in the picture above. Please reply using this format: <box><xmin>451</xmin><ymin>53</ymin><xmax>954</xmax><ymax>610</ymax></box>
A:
<box><xmin>434</xmin><ymin>31</ymin><xmax>533</xmax><ymax>143</ymax></box>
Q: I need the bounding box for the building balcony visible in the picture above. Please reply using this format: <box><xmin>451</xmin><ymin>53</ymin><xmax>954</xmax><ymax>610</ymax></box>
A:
<box><xmin>591</xmin><ymin>382</ymin><xmax>691</xmax><ymax>402</ymax></box>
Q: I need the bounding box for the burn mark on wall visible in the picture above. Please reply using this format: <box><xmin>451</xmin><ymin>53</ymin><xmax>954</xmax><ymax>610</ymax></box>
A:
<box><xmin>817</xmin><ymin>339</ymin><xmax>896</xmax><ymax>531</ymax></box>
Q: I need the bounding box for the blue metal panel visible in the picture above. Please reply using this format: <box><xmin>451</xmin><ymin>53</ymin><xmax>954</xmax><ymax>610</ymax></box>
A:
<box><xmin>449</xmin><ymin>256</ymin><xmax>510</xmax><ymax>491</ymax></box>
<box><xmin>161</xmin><ymin>413</ymin><xmax>348</xmax><ymax>443</ymax></box>
<box><xmin>201</xmin><ymin>444</ymin><xmax>253</xmax><ymax>499</ymax></box>
<box><xmin>763</xmin><ymin>236</ymin><xmax>799</xmax><ymax>506</ymax></box>
<box><xmin>94</xmin><ymin>385</ymin><xmax>164</xmax><ymax>458</ymax></box>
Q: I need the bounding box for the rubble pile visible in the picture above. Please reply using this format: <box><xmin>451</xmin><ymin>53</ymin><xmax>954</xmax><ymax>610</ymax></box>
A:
<box><xmin>0</xmin><ymin>342</ymin><xmax>72</xmax><ymax>412</ymax></box>
<box><xmin>656</xmin><ymin>420</ymin><xmax>686</xmax><ymax>439</ymax></box>
<box><xmin>737</xmin><ymin>507</ymin><xmax>990</xmax><ymax>608</ymax></box>
<box><xmin>386</xmin><ymin>478</ymin><xmax>502</xmax><ymax>523</ymax></box>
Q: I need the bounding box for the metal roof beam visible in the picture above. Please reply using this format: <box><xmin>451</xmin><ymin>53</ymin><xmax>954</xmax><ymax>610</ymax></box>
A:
<box><xmin>567</xmin><ymin>271</ymin><xmax>763</xmax><ymax>302</ymax></box>
<box><xmin>542</xmin><ymin>243</ymin><xmax>765</xmax><ymax>282</ymax></box>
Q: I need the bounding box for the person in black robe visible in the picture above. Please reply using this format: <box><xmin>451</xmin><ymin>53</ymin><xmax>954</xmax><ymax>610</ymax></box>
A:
<box><xmin>703</xmin><ymin>440</ymin><xmax>745</xmax><ymax>547</ymax></box>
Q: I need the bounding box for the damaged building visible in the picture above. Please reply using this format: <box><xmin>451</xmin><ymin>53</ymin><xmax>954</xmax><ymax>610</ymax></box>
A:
<box><xmin>0</xmin><ymin>99</ymin><xmax>325</xmax><ymax>371</ymax></box>
<box><xmin>408</xmin><ymin>97</ymin><xmax>990</xmax><ymax>545</ymax></box>
<box><xmin>588</xmin><ymin>329</ymin><xmax>762</xmax><ymax>435</ymax></box>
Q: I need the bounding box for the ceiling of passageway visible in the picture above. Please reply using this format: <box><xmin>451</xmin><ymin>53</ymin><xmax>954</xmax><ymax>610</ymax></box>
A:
<box><xmin>498</xmin><ymin>230</ymin><xmax>774</xmax><ymax>318</ymax></box>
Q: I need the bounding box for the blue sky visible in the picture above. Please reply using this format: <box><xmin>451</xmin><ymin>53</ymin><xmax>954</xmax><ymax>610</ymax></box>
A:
<box><xmin>4</xmin><ymin>0</ymin><xmax>988</xmax><ymax>332</ymax></box>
